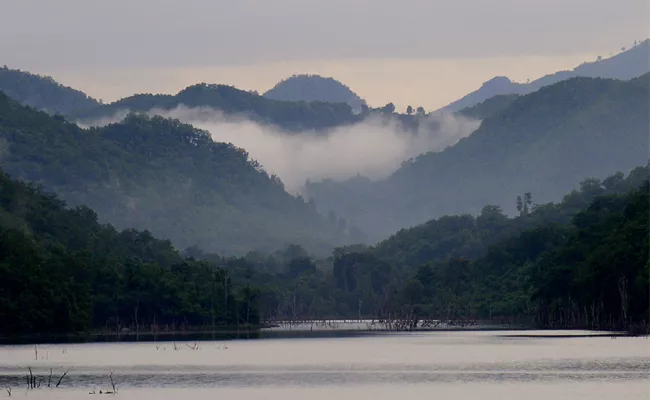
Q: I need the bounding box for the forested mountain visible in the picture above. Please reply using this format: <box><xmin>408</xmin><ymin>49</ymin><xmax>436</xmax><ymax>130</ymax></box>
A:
<box><xmin>0</xmin><ymin>66</ymin><xmax>100</xmax><ymax>115</ymax></box>
<box><xmin>2</xmin><ymin>163</ymin><xmax>646</xmax><ymax>336</ymax></box>
<box><xmin>306</xmin><ymin>75</ymin><xmax>650</xmax><ymax>242</ymax></box>
<box><xmin>441</xmin><ymin>39</ymin><xmax>650</xmax><ymax>112</ymax></box>
<box><xmin>263</xmin><ymin>74</ymin><xmax>367</xmax><ymax>113</ymax></box>
<box><xmin>456</xmin><ymin>94</ymin><xmax>520</xmax><ymax>120</ymax></box>
<box><xmin>0</xmin><ymin>169</ymin><xmax>260</xmax><ymax>336</ymax></box>
<box><xmin>71</xmin><ymin>83</ymin><xmax>362</xmax><ymax>132</ymax></box>
<box><xmin>211</xmin><ymin>167</ymin><xmax>649</xmax><ymax>332</ymax></box>
<box><xmin>0</xmin><ymin>92</ymin><xmax>357</xmax><ymax>255</ymax></box>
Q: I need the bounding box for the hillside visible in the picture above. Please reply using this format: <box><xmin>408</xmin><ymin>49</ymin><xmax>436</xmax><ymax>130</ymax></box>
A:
<box><xmin>456</xmin><ymin>93</ymin><xmax>520</xmax><ymax>120</ymax></box>
<box><xmin>71</xmin><ymin>83</ymin><xmax>362</xmax><ymax>132</ymax></box>
<box><xmin>216</xmin><ymin>167</ymin><xmax>649</xmax><ymax>331</ymax></box>
<box><xmin>0</xmin><ymin>168</ymin><xmax>260</xmax><ymax>335</ymax></box>
<box><xmin>305</xmin><ymin>75</ymin><xmax>650</xmax><ymax>242</ymax></box>
<box><xmin>324</xmin><ymin>167</ymin><xmax>649</xmax><ymax>329</ymax></box>
<box><xmin>263</xmin><ymin>74</ymin><xmax>366</xmax><ymax>112</ymax></box>
<box><xmin>441</xmin><ymin>39</ymin><xmax>650</xmax><ymax>112</ymax></box>
<box><xmin>0</xmin><ymin>92</ymin><xmax>357</xmax><ymax>255</ymax></box>
<box><xmin>0</xmin><ymin>66</ymin><xmax>100</xmax><ymax>115</ymax></box>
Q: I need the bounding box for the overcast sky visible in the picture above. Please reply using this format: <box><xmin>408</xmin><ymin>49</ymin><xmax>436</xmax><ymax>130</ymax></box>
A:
<box><xmin>1</xmin><ymin>0</ymin><xmax>648</xmax><ymax>109</ymax></box>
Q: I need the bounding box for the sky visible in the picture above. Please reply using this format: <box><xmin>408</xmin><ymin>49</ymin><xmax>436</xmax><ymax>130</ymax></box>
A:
<box><xmin>1</xmin><ymin>0</ymin><xmax>648</xmax><ymax>110</ymax></box>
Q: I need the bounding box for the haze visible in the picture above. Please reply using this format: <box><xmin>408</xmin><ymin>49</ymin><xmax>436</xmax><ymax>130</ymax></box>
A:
<box><xmin>83</xmin><ymin>107</ymin><xmax>480</xmax><ymax>193</ymax></box>
<box><xmin>1</xmin><ymin>0</ymin><xmax>647</xmax><ymax>110</ymax></box>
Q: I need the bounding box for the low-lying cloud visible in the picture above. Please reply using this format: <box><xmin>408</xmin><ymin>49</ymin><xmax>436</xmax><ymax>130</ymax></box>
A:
<box><xmin>81</xmin><ymin>106</ymin><xmax>480</xmax><ymax>193</ymax></box>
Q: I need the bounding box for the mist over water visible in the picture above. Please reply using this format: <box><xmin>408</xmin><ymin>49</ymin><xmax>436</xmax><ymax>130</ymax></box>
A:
<box><xmin>81</xmin><ymin>106</ymin><xmax>480</xmax><ymax>193</ymax></box>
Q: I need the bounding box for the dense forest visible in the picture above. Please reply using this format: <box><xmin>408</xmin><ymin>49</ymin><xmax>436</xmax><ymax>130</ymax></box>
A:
<box><xmin>0</xmin><ymin>63</ymin><xmax>648</xmax><ymax>337</ymax></box>
<box><xmin>0</xmin><ymin>169</ymin><xmax>259</xmax><ymax>336</ymax></box>
<box><xmin>3</xmin><ymin>164</ymin><xmax>646</xmax><ymax>337</ymax></box>
<box><xmin>225</xmin><ymin>167</ymin><xmax>649</xmax><ymax>331</ymax></box>
<box><xmin>307</xmin><ymin>75</ymin><xmax>650</xmax><ymax>242</ymax></box>
<box><xmin>0</xmin><ymin>92</ymin><xmax>362</xmax><ymax>255</ymax></box>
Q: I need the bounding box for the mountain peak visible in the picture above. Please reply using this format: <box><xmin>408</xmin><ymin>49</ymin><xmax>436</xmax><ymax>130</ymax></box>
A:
<box><xmin>263</xmin><ymin>74</ymin><xmax>366</xmax><ymax>111</ymax></box>
<box><xmin>480</xmin><ymin>76</ymin><xmax>515</xmax><ymax>90</ymax></box>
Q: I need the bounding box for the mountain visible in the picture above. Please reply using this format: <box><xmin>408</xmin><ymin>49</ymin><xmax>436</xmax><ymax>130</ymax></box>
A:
<box><xmin>0</xmin><ymin>91</ymin><xmax>358</xmax><ymax>255</ymax></box>
<box><xmin>0</xmin><ymin>167</ymin><xmax>261</xmax><ymax>336</ymax></box>
<box><xmin>371</xmin><ymin>165</ymin><xmax>649</xmax><ymax>272</ymax></box>
<box><xmin>263</xmin><ymin>74</ymin><xmax>366</xmax><ymax>113</ymax></box>
<box><xmin>326</xmin><ymin>167</ymin><xmax>649</xmax><ymax>330</ymax></box>
<box><xmin>305</xmin><ymin>75</ymin><xmax>650</xmax><ymax>242</ymax></box>
<box><xmin>0</xmin><ymin>66</ymin><xmax>100</xmax><ymax>115</ymax></box>
<box><xmin>232</xmin><ymin>166</ymin><xmax>648</xmax><ymax>331</ymax></box>
<box><xmin>456</xmin><ymin>93</ymin><xmax>520</xmax><ymax>120</ymax></box>
<box><xmin>72</xmin><ymin>83</ymin><xmax>361</xmax><ymax>132</ymax></box>
<box><xmin>441</xmin><ymin>39</ymin><xmax>650</xmax><ymax>112</ymax></box>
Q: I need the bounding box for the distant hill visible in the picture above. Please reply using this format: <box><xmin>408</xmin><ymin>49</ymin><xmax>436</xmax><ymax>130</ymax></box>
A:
<box><xmin>0</xmin><ymin>92</ymin><xmax>361</xmax><ymax>254</ymax></box>
<box><xmin>441</xmin><ymin>39</ymin><xmax>650</xmax><ymax>112</ymax></box>
<box><xmin>263</xmin><ymin>74</ymin><xmax>366</xmax><ymax>112</ymax></box>
<box><xmin>72</xmin><ymin>82</ymin><xmax>362</xmax><ymax>132</ymax></box>
<box><xmin>456</xmin><ymin>93</ymin><xmax>520</xmax><ymax>120</ymax></box>
<box><xmin>306</xmin><ymin>74</ymin><xmax>650</xmax><ymax>242</ymax></box>
<box><xmin>0</xmin><ymin>66</ymin><xmax>100</xmax><ymax>115</ymax></box>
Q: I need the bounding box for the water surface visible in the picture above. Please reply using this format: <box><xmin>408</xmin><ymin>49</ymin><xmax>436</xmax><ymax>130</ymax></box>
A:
<box><xmin>1</xmin><ymin>330</ymin><xmax>648</xmax><ymax>399</ymax></box>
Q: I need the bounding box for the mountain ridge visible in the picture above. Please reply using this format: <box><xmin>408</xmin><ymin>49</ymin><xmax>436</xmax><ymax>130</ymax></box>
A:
<box><xmin>440</xmin><ymin>39</ymin><xmax>650</xmax><ymax>112</ymax></box>
<box><xmin>306</xmin><ymin>74</ymin><xmax>650</xmax><ymax>242</ymax></box>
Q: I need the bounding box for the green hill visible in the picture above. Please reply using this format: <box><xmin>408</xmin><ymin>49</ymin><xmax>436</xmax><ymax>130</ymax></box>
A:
<box><xmin>0</xmin><ymin>66</ymin><xmax>100</xmax><ymax>115</ymax></box>
<box><xmin>306</xmin><ymin>75</ymin><xmax>650</xmax><ymax>241</ymax></box>
<box><xmin>71</xmin><ymin>83</ymin><xmax>361</xmax><ymax>132</ymax></box>
<box><xmin>0</xmin><ymin>168</ymin><xmax>260</xmax><ymax>336</ymax></box>
<box><xmin>221</xmin><ymin>167</ymin><xmax>648</xmax><ymax>332</ymax></box>
<box><xmin>0</xmin><ymin>92</ymin><xmax>354</xmax><ymax>255</ymax></box>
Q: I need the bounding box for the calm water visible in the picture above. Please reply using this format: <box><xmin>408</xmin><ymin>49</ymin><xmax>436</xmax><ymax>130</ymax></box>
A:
<box><xmin>0</xmin><ymin>330</ymin><xmax>648</xmax><ymax>399</ymax></box>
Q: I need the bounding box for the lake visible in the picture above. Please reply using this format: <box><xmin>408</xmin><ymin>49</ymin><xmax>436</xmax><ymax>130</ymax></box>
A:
<box><xmin>0</xmin><ymin>330</ymin><xmax>648</xmax><ymax>399</ymax></box>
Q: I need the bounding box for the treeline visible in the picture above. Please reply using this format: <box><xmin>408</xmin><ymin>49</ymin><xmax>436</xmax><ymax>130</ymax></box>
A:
<box><xmin>0</xmin><ymin>170</ymin><xmax>259</xmax><ymax>336</ymax></box>
<box><xmin>1</xmin><ymin>166</ymin><xmax>647</xmax><ymax>336</ymax></box>
<box><xmin>211</xmin><ymin>167</ymin><xmax>649</xmax><ymax>331</ymax></box>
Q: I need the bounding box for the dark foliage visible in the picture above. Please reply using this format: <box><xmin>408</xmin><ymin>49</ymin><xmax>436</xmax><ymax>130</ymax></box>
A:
<box><xmin>0</xmin><ymin>170</ymin><xmax>259</xmax><ymax>336</ymax></box>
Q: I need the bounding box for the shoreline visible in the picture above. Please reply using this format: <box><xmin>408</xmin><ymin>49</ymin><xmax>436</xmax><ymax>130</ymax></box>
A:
<box><xmin>1</xmin><ymin>322</ymin><xmax>645</xmax><ymax>346</ymax></box>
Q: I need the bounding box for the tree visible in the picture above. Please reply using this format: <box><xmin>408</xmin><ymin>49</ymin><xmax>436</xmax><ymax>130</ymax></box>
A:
<box><xmin>416</xmin><ymin>106</ymin><xmax>426</xmax><ymax>116</ymax></box>
<box><xmin>406</xmin><ymin>105</ymin><xmax>414</xmax><ymax>115</ymax></box>
<box><xmin>382</xmin><ymin>103</ymin><xmax>395</xmax><ymax>114</ymax></box>
<box><xmin>524</xmin><ymin>192</ymin><xmax>532</xmax><ymax>215</ymax></box>
<box><xmin>516</xmin><ymin>196</ymin><xmax>523</xmax><ymax>215</ymax></box>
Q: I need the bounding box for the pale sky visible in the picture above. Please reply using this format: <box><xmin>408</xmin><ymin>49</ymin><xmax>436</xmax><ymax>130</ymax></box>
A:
<box><xmin>1</xmin><ymin>0</ymin><xmax>648</xmax><ymax>110</ymax></box>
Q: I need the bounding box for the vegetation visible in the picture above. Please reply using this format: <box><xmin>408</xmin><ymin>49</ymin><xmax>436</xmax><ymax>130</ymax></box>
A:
<box><xmin>1</xmin><ymin>154</ymin><xmax>646</xmax><ymax>336</ymax></box>
<box><xmin>456</xmin><ymin>93</ymin><xmax>519</xmax><ymax>120</ymax></box>
<box><xmin>307</xmin><ymin>75</ymin><xmax>650</xmax><ymax>242</ymax></box>
<box><xmin>0</xmin><ymin>66</ymin><xmax>100</xmax><ymax>115</ymax></box>
<box><xmin>0</xmin><ymin>169</ymin><xmax>259</xmax><ymax>336</ymax></box>
<box><xmin>0</xmin><ymin>92</ymin><xmax>357</xmax><ymax>255</ymax></box>
<box><xmin>203</xmin><ymin>167</ymin><xmax>650</xmax><ymax>332</ymax></box>
<box><xmin>263</xmin><ymin>74</ymin><xmax>367</xmax><ymax>112</ymax></box>
<box><xmin>71</xmin><ymin>83</ymin><xmax>363</xmax><ymax>132</ymax></box>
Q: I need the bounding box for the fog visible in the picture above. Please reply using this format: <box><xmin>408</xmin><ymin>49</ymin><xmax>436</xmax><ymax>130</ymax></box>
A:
<box><xmin>82</xmin><ymin>106</ymin><xmax>480</xmax><ymax>193</ymax></box>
